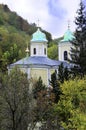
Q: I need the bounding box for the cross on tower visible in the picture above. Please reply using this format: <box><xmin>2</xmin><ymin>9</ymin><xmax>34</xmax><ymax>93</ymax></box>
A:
<box><xmin>68</xmin><ymin>20</ymin><xmax>70</xmax><ymax>29</ymax></box>
<box><xmin>37</xmin><ymin>19</ymin><xmax>40</xmax><ymax>28</ymax></box>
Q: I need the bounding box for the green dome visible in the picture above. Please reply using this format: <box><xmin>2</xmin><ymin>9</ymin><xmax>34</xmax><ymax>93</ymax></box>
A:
<box><xmin>61</xmin><ymin>29</ymin><xmax>74</xmax><ymax>42</ymax></box>
<box><xmin>31</xmin><ymin>28</ymin><xmax>48</xmax><ymax>42</ymax></box>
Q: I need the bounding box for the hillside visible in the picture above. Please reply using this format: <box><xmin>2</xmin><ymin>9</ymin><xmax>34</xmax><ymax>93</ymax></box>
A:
<box><xmin>0</xmin><ymin>4</ymin><xmax>52</xmax><ymax>72</ymax></box>
<box><xmin>0</xmin><ymin>4</ymin><xmax>52</xmax><ymax>36</ymax></box>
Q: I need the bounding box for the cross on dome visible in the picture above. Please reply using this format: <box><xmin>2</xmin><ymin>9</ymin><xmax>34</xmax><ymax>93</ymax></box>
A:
<box><xmin>68</xmin><ymin>20</ymin><xmax>70</xmax><ymax>30</ymax></box>
<box><xmin>37</xmin><ymin>19</ymin><xmax>40</xmax><ymax>28</ymax></box>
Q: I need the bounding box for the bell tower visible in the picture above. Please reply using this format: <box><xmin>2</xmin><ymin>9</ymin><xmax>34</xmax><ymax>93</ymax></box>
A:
<box><xmin>30</xmin><ymin>28</ymin><xmax>48</xmax><ymax>57</ymax></box>
<box><xmin>58</xmin><ymin>24</ymin><xmax>74</xmax><ymax>61</ymax></box>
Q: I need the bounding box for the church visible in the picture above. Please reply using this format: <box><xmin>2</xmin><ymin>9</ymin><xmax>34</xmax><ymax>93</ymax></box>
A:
<box><xmin>8</xmin><ymin>26</ymin><xmax>74</xmax><ymax>86</ymax></box>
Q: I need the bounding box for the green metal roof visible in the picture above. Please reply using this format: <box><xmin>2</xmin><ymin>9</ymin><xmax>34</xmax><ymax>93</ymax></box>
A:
<box><xmin>31</xmin><ymin>28</ymin><xmax>48</xmax><ymax>42</ymax></box>
<box><xmin>61</xmin><ymin>29</ymin><xmax>74</xmax><ymax>42</ymax></box>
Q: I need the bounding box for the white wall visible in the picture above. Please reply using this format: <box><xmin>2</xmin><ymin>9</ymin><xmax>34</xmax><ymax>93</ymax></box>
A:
<box><xmin>58</xmin><ymin>42</ymin><xmax>72</xmax><ymax>61</ymax></box>
<box><xmin>30</xmin><ymin>42</ymin><xmax>47</xmax><ymax>57</ymax></box>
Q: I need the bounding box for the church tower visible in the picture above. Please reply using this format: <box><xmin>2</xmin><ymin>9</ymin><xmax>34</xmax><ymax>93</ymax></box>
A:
<box><xmin>30</xmin><ymin>28</ymin><xmax>48</xmax><ymax>57</ymax></box>
<box><xmin>58</xmin><ymin>25</ymin><xmax>74</xmax><ymax>61</ymax></box>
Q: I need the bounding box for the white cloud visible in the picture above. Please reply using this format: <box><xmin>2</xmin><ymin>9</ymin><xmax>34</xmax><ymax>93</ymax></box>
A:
<box><xmin>0</xmin><ymin>0</ymin><xmax>80</xmax><ymax>38</ymax></box>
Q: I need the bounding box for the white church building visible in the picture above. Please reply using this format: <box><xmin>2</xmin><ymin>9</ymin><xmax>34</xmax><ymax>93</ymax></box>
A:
<box><xmin>8</xmin><ymin>26</ymin><xmax>74</xmax><ymax>86</ymax></box>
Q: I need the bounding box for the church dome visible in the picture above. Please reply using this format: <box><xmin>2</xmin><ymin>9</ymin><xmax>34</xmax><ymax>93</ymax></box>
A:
<box><xmin>61</xmin><ymin>29</ymin><xmax>75</xmax><ymax>42</ymax></box>
<box><xmin>31</xmin><ymin>28</ymin><xmax>48</xmax><ymax>42</ymax></box>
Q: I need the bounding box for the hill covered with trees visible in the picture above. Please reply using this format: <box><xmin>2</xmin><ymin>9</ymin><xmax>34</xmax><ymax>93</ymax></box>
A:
<box><xmin>0</xmin><ymin>4</ymin><xmax>53</xmax><ymax>72</ymax></box>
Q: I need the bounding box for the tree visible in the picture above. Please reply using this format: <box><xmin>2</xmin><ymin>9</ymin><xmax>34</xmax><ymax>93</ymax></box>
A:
<box><xmin>31</xmin><ymin>86</ymin><xmax>61</xmax><ymax>130</ymax></box>
<box><xmin>58</xmin><ymin>63</ymin><xmax>70</xmax><ymax>83</ymax></box>
<box><xmin>55</xmin><ymin>78</ymin><xmax>86</xmax><ymax>130</ymax></box>
<box><xmin>42</xmin><ymin>29</ymin><xmax>52</xmax><ymax>43</ymax></box>
<box><xmin>50</xmin><ymin>71</ymin><xmax>61</xmax><ymax>103</ymax></box>
<box><xmin>27</xmin><ymin>77</ymin><xmax>58</xmax><ymax>130</ymax></box>
<box><xmin>58</xmin><ymin>63</ymin><xmax>64</xmax><ymax>83</ymax></box>
<box><xmin>0</xmin><ymin>67</ymin><xmax>30</xmax><ymax>130</ymax></box>
<box><xmin>64</xmin><ymin>66</ymin><xmax>70</xmax><ymax>81</ymax></box>
<box><xmin>70</xmin><ymin>0</ymin><xmax>86</xmax><ymax>76</ymax></box>
<box><xmin>50</xmin><ymin>64</ymin><xmax>70</xmax><ymax>103</ymax></box>
<box><xmin>33</xmin><ymin>77</ymin><xmax>46</xmax><ymax>99</ymax></box>
<box><xmin>48</xmin><ymin>44</ymin><xmax>58</xmax><ymax>60</ymax></box>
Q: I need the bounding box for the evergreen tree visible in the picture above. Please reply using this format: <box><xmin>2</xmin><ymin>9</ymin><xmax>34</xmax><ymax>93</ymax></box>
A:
<box><xmin>58</xmin><ymin>63</ymin><xmax>64</xmax><ymax>83</ymax></box>
<box><xmin>70</xmin><ymin>0</ymin><xmax>86</xmax><ymax>76</ymax></box>
<box><xmin>33</xmin><ymin>77</ymin><xmax>46</xmax><ymax>99</ymax></box>
<box><xmin>64</xmin><ymin>67</ymin><xmax>70</xmax><ymax>81</ymax></box>
<box><xmin>58</xmin><ymin>63</ymin><xmax>70</xmax><ymax>83</ymax></box>
<box><xmin>50</xmin><ymin>63</ymin><xmax>70</xmax><ymax>103</ymax></box>
<box><xmin>50</xmin><ymin>70</ymin><xmax>61</xmax><ymax>103</ymax></box>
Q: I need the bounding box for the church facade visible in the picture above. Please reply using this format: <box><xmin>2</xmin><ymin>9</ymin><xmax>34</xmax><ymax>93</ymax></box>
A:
<box><xmin>8</xmin><ymin>27</ymin><xmax>74</xmax><ymax>86</ymax></box>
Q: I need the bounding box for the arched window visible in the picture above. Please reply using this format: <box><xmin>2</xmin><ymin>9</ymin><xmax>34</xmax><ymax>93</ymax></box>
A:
<box><xmin>33</xmin><ymin>48</ymin><xmax>36</xmax><ymax>55</ymax></box>
<box><xmin>44</xmin><ymin>48</ymin><xmax>46</xmax><ymax>55</ymax></box>
<box><xmin>64</xmin><ymin>51</ymin><xmax>68</xmax><ymax>60</ymax></box>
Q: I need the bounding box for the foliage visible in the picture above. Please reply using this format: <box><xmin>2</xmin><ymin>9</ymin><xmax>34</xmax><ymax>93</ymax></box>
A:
<box><xmin>0</xmin><ymin>67</ymin><xmax>30</xmax><ymax>130</ymax></box>
<box><xmin>54</xmin><ymin>78</ymin><xmax>86</xmax><ymax>130</ymax></box>
<box><xmin>70</xmin><ymin>0</ymin><xmax>86</xmax><ymax>76</ymax></box>
<box><xmin>49</xmin><ymin>71</ymin><xmax>61</xmax><ymax>103</ymax></box>
<box><xmin>33</xmin><ymin>77</ymin><xmax>46</xmax><ymax>99</ymax></box>
<box><xmin>53</xmin><ymin>37</ymin><xmax>63</xmax><ymax>44</ymax></box>
<box><xmin>58</xmin><ymin>63</ymin><xmax>70</xmax><ymax>83</ymax></box>
<box><xmin>0</xmin><ymin>32</ymin><xmax>29</xmax><ymax>72</ymax></box>
<box><xmin>48</xmin><ymin>44</ymin><xmax>58</xmax><ymax>60</ymax></box>
<box><xmin>42</xmin><ymin>29</ymin><xmax>52</xmax><ymax>43</ymax></box>
<box><xmin>0</xmin><ymin>24</ymin><xmax>30</xmax><ymax>72</ymax></box>
<box><xmin>50</xmin><ymin>64</ymin><xmax>70</xmax><ymax>103</ymax></box>
<box><xmin>58</xmin><ymin>63</ymin><xmax>64</xmax><ymax>83</ymax></box>
<box><xmin>29</xmin><ymin>77</ymin><xmax>62</xmax><ymax>130</ymax></box>
<box><xmin>31</xmin><ymin>87</ymin><xmax>62</xmax><ymax>130</ymax></box>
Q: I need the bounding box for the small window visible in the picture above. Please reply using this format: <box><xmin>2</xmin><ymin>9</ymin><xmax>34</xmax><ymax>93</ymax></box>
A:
<box><xmin>34</xmin><ymin>48</ymin><xmax>36</xmax><ymax>55</ymax></box>
<box><xmin>44</xmin><ymin>48</ymin><xmax>46</xmax><ymax>55</ymax></box>
<box><xmin>64</xmin><ymin>51</ymin><xmax>68</xmax><ymax>60</ymax></box>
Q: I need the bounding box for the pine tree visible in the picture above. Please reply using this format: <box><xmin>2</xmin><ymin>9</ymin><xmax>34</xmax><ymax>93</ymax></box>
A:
<box><xmin>58</xmin><ymin>63</ymin><xmax>64</xmax><ymax>83</ymax></box>
<box><xmin>64</xmin><ymin>67</ymin><xmax>70</xmax><ymax>81</ymax></box>
<box><xmin>50</xmin><ymin>70</ymin><xmax>61</xmax><ymax>103</ymax></box>
<box><xmin>33</xmin><ymin>77</ymin><xmax>46</xmax><ymax>99</ymax></box>
<box><xmin>70</xmin><ymin>0</ymin><xmax>86</xmax><ymax>76</ymax></box>
<box><xmin>58</xmin><ymin>63</ymin><xmax>70</xmax><ymax>83</ymax></box>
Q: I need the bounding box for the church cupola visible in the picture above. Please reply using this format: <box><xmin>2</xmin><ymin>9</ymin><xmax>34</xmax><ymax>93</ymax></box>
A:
<box><xmin>61</xmin><ymin>28</ymin><xmax>74</xmax><ymax>42</ymax></box>
<box><xmin>30</xmin><ymin>28</ymin><xmax>48</xmax><ymax>57</ymax></box>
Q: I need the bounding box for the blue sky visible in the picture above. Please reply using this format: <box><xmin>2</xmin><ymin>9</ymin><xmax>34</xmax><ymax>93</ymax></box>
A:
<box><xmin>0</xmin><ymin>0</ymin><xmax>80</xmax><ymax>38</ymax></box>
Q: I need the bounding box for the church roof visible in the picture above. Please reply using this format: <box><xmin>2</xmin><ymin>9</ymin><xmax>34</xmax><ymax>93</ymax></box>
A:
<box><xmin>9</xmin><ymin>56</ymin><xmax>71</xmax><ymax>68</ymax></box>
<box><xmin>31</xmin><ymin>28</ymin><xmax>48</xmax><ymax>42</ymax></box>
<box><xmin>60</xmin><ymin>29</ymin><xmax>75</xmax><ymax>43</ymax></box>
